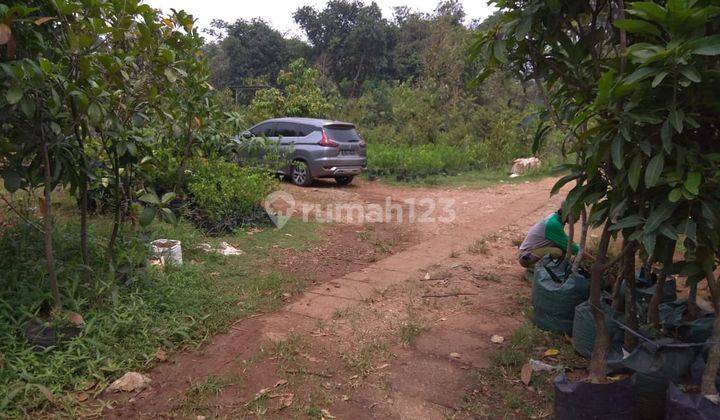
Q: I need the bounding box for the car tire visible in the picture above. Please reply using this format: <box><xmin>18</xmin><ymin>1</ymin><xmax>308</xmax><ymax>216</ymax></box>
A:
<box><xmin>335</xmin><ymin>176</ymin><xmax>354</xmax><ymax>186</ymax></box>
<box><xmin>291</xmin><ymin>160</ymin><xmax>313</xmax><ymax>187</ymax></box>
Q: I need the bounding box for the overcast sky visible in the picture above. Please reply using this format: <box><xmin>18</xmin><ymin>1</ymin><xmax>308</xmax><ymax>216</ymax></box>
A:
<box><xmin>144</xmin><ymin>0</ymin><xmax>497</xmax><ymax>39</ymax></box>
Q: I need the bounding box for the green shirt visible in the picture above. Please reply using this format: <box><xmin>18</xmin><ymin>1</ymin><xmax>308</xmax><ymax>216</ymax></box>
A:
<box><xmin>544</xmin><ymin>213</ymin><xmax>580</xmax><ymax>254</ymax></box>
<box><xmin>519</xmin><ymin>213</ymin><xmax>579</xmax><ymax>254</ymax></box>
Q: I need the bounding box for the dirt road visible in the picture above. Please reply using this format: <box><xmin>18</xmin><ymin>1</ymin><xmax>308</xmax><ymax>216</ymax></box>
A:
<box><xmin>105</xmin><ymin>177</ymin><xmax>564</xmax><ymax>418</ymax></box>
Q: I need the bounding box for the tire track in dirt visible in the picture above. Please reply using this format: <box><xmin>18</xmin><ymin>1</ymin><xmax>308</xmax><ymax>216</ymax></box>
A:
<box><xmin>104</xmin><ymin>177</ymin><xmax>562</xmax><ymax>419</ymax></box>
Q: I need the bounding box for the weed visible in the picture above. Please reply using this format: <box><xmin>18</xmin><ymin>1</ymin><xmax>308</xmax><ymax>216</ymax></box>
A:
<box><xmin>449</xmin><ymin>250</ymin><xmax>461</xmax><ymax>258</ymax></box>
<box><xmin>462</xmin><ymin>320</ymin><xmax>581</xmax><ymax>419</ymax></box>
<box><xmin>332</xmin><ymin>307</ymin><xmax>352</xmax><ymax>319</ymax></box>
<box><xmin>244</xmin><ymin>392</ymin><xmax>269</xmax><ymax>416</ymax></box>
<box><xmin>269</xmin><ymin>333</ymin><xmax>303</xmax><ymax>364</ymax></box>
<box><xmin>0</xmin><ymin>211</ymin><xmax>321</xmax><ymax>417</ymax></box>
<box><xmin>342</xmin><ymin>340</ymin><xmax>389</xmax><ymax>377</ymax></box>
<box><xmin>356</xmin><ymin>230</ymin><xmax>371</xmax><ymax>242</ymax></box>
<box><xmin>474</xmin><ymin>272</ymin><xmax>501</xmax><ymax>283</ymax></box>
<box><xmin>399</xmin><ymin>321</ymin><xmax>428</xmax><ymax>347</ymax></box>
<box><xmin>175</xmin><ymin>375</ymin><xmax>229</xmax><ymax>414</ymax></box>
<box><xmin>468</xmin><ymin>238</ymin><xmax>489</xmax><ymax>255</ymax></box>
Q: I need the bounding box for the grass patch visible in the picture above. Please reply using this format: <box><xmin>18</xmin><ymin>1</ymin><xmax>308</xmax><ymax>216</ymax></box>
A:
<box><xmin>268</xmin><ymin>333</ymin><xmax>304</xmax><ymax>366</ymax></box>
<box><xmin>342</xmin><ymin>340</ymin><xmax>389</xmax><ymax>377</ymax></box>
<box><xmin>0</xmin><ymin>201</ymin><xmax>322</xmax><ymax>416</ymax></box>
<box><xmin>399</xmin><ymin>321</ymin><xmax>429</xmax><ymax>347</ymax></box>
<box><xmin>468</xmin><ymin>238</ymin><xmax>490</xmax><ymax>255</ymax></box>
<box><xmin>461</xmin><ymin>321</ymin><xmax>584</xmax><ymax>418</ymax></box>
<box><xmin>175</xmin><ymin>374</ymin><xmax>232</xmax><ymax>415</ymax></box>
<box><xmin>372</xmin><ymin>164</ymin><xmax>562</xmax><ymax>189</ymax></box>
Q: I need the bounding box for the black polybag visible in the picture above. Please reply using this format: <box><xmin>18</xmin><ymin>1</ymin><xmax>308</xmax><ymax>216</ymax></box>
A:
<box><xmin>554</xmin><ymin>372</ymin><xmax>637</xmax><ymax>420</ymax></box>
<box><xmin>666</xmin><ymin>382</ymin><xmax>720</xmax><ymax>420</ymax></box>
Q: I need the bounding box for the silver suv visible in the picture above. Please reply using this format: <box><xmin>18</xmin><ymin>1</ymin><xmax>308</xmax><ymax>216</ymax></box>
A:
<box><xmin>240</xmin><ymin>117</ymin><xmax>367</xmax><ymax>186</ymax></box>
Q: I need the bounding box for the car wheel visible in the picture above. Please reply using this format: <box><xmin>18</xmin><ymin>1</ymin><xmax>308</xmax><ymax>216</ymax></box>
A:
<box><xmin>291</xmin><ymin>161</ymin><xmax>313</xmax><ymax>187</ymax></box>
<box><xmin>335</xmin><ymin>176</ymin><xmax>354</xmax><ymax>186</ymax></box>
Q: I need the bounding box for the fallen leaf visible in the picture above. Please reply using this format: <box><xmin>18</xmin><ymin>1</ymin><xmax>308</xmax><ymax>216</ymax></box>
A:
<box><xmin>424</xmin><ymin>272</ymin><xmax>431</xmax><ymax>280</ymax></box>
<box><xmin>491</xmin><ymin>334</ymin><xmax>505</xmax><ymax>344</ymax></box>
<box><xmin>76</xmin><ymin>392</ymin><xmax>89</xmax><ymax>402</ymax></box>
<box><xmin>376</xmin><ymin>363</ymin><xmax>390</xmax><ymax>370</ymax></box>
<box><xmin>449</xmin><ymin>352</ymin><xmax>462</xmax><ymax>359</ymax></box>
<box><xmin>34</xmin><ymin>17</ymin><xmax>57</xmax><ymax>26</ymax></box>
<box><xmin>521</xmin><ymin>362</ymin><xmax>532</xmax><ymax>386</ymax></box>
<box><xmin>320</xmin><ymin>408</ymin><xmax>335</xmax><ymax>419</ymax></box>
<box><xmin>274</xmin><ymin>379</ymin><xmax>287</xmax><ymax>388</ymax></box>
<box><xmin>341</xmin><ymin>394</ymin><xmax>350</xmax><ymax>401</ymax></box>
<box><xmin>544</xmin><ymin>348</ymin><xmax>560</xmax><ymax>357</ymax></box>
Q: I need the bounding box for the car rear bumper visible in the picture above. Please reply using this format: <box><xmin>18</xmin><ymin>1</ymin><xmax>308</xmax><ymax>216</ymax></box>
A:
<box><xmin>309</xmin><ymin>157</ymin><xmax>367</xmax><ymax>178</ymax></box>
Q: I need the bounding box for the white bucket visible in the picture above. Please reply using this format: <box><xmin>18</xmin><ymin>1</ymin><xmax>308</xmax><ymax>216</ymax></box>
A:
<box><xmin>150</xmin><ymin>239</ymin><xmax>183</xmax><ymax>266</ymax></box>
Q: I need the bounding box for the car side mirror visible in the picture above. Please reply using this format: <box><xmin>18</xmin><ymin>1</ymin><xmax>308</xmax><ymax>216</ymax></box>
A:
<box><xmin>241</xmin><ymin>131</ymin><xmax>252</xmax><ymax>139</ymax></box>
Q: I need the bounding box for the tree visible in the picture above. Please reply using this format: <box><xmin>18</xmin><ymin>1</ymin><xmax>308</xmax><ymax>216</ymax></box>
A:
<box><xmin>247</xmin><ymin>58</ymin><xmax>337</xmax><ymax>122</ymax></box>
<box><xmin>205</xmin><ymin>18</ymin><xmax>311</xmax><ymax>90</ymax></box>
<box><xmin>294</xmin><ymin>0</ymin><xmax>395</xmax><ymax>95</ymax></box>
<box><xmin>474</xmin><ymin>0</ymin><xmax>720</xmax><ymax>393</ymax></box>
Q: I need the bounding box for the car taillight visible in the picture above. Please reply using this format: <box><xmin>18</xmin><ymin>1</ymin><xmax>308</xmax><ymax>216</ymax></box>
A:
<box><xmin>318</xmin><ymin>130</ymin><xmax>339</xmax><ymax>147</ymax></box>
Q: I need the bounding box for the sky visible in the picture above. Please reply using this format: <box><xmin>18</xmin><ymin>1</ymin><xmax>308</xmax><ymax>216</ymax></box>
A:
<box><xmin>144</xmin><ymin>0</ymin><xmax>497</xmax><ymax>39</ymax></box>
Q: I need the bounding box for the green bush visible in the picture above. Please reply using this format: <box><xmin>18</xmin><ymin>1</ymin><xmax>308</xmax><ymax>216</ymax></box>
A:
<box><xmin>187</xmin><ymin>161</ymin><xmax>278</xmax><ymax>234</ymax></box>
<box><xmin>367</xmin><ymin>143</ymin><xmax>476</xmax><ymax>177</ymax></box>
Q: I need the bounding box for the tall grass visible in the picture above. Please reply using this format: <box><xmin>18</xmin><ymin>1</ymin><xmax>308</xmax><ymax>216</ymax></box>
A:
<box><xmin>0</xmin><ymin>218</ymin><xmax>316</xmax><ymax>416</ymax></box>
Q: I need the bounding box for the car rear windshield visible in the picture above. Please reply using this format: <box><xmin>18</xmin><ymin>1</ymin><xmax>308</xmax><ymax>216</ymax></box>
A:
<box><xmin>324</xmin><ymin>125</ymin><xmax>361</xmax><ymax>142</ymax></box>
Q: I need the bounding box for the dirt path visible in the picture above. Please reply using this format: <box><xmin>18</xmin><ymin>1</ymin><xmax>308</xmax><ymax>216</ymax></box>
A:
<box><xmin>104</xmin><ymin>177</ymin><xmax>564</xmax><ymax>419</ymax></box>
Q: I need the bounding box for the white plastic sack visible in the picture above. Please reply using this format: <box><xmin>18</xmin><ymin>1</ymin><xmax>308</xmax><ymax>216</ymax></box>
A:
<box><xmin>150</xmin><ymin>239</ymin><xmax>183</xmax><ymax>266</ymax></box>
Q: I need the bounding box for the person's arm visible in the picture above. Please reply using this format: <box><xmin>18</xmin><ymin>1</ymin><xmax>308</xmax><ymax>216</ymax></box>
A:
<box><xmin>544</xmin><ymin>214</ymin><xmax>580</xmax><ymax>254</ymax></box>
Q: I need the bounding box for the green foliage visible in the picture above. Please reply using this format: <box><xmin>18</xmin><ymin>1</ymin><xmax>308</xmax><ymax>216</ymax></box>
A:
<box><xmin>368</xmin><ymin>143</ymin><xmax>475</xmax><ymax>177</ymax></box>
<box><xmin>293</xmin><ymin>0</ymin><xmax>394</xmax><ymax>95</ymax></box>
<box><xmin>246</xmin><ymin>59</ymin><xmax>338</xmax><ymax>123</ymax></box>
<box><xmin>344</xmin><ymin>81</ymin><xmax>542</xmax><ymax>177</ymax></box>
<box><xmin>186</xmin><ymin>161</ymin><xmax>278</xmax><ymax>234</ymax></box>
<box><xmin>0</xmin><ymin>219</ymin><xmax>312</xmax><ymax>416</ymax></box>
<box><xmin>205</xmin><ymin>18</ymin><xmax>311</xmax><ymax>90</ymax></box>
<box><xmin>475</xmin><ymin>0</ymin><xmax>720</xmax><ymax>380</ymax></box>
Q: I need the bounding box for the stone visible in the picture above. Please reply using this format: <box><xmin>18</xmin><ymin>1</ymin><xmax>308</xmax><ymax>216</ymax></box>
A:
<box><xmin>106</xmin><ymin>372</ymin><xmax>151</xmax><ymax>393</ymax></box>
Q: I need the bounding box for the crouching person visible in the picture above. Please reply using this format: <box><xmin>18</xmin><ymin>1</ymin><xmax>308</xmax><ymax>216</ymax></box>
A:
<box><xmin>518</xmin><ymin>208</ymin><xmax>591</xmax><ymax>270</ymax></box>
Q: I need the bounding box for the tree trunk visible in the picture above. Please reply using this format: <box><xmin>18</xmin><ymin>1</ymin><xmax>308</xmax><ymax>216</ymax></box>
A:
<box><xmin>106</xmin><ymin>152</ymin><xmax>122</xmax><ymax>265</ymax></box>
<box><xmin>589</xmin><ymin>221</ymin><xmax>613</xmax><ymax>382</ymax></box>
<box><xmin>647</xmin><ymin>269</ymin><xmax>667</xmax><ymax>328</ymax></box>
<box><xmin>174</xmin><ymin>115</ymin><xmax>195</xmax><ymax>194</ymax></box>
<box><xmin>70</xmin><ymin>98</ymin><xmax>90</xmax><ymax>275</ymax></box>
<box><xmin>611</xmin><ymin>275</ymin><xmax>625</xmax><ymax>312</ymax></box>
<box><xmin>701</xmin><ymin>269</ymin><xmax>720</xmax><ymax>395</ymax></box>
<box><xmin>41</xmin><ymin>140</ymin><xmax>61</xmax><ymax>314</ymax></box>
<box><xmin>706</xmin><ymin>270</ymin><xmax>720</xmax><ymax>313</ymax></box>
<box><xmin>572</xmin><ymin>208</ymin><xmax>588</xmax><ymax>273</ymax></box>
<box><xmin>566</xmin><ymin>211</ymin><xmax>574</xmax><ymax>262</ymax></box>
<box><xmin>622</xmin><ymin>242</ymin><xmax>638</xmax><ymax>350</ymax></box>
